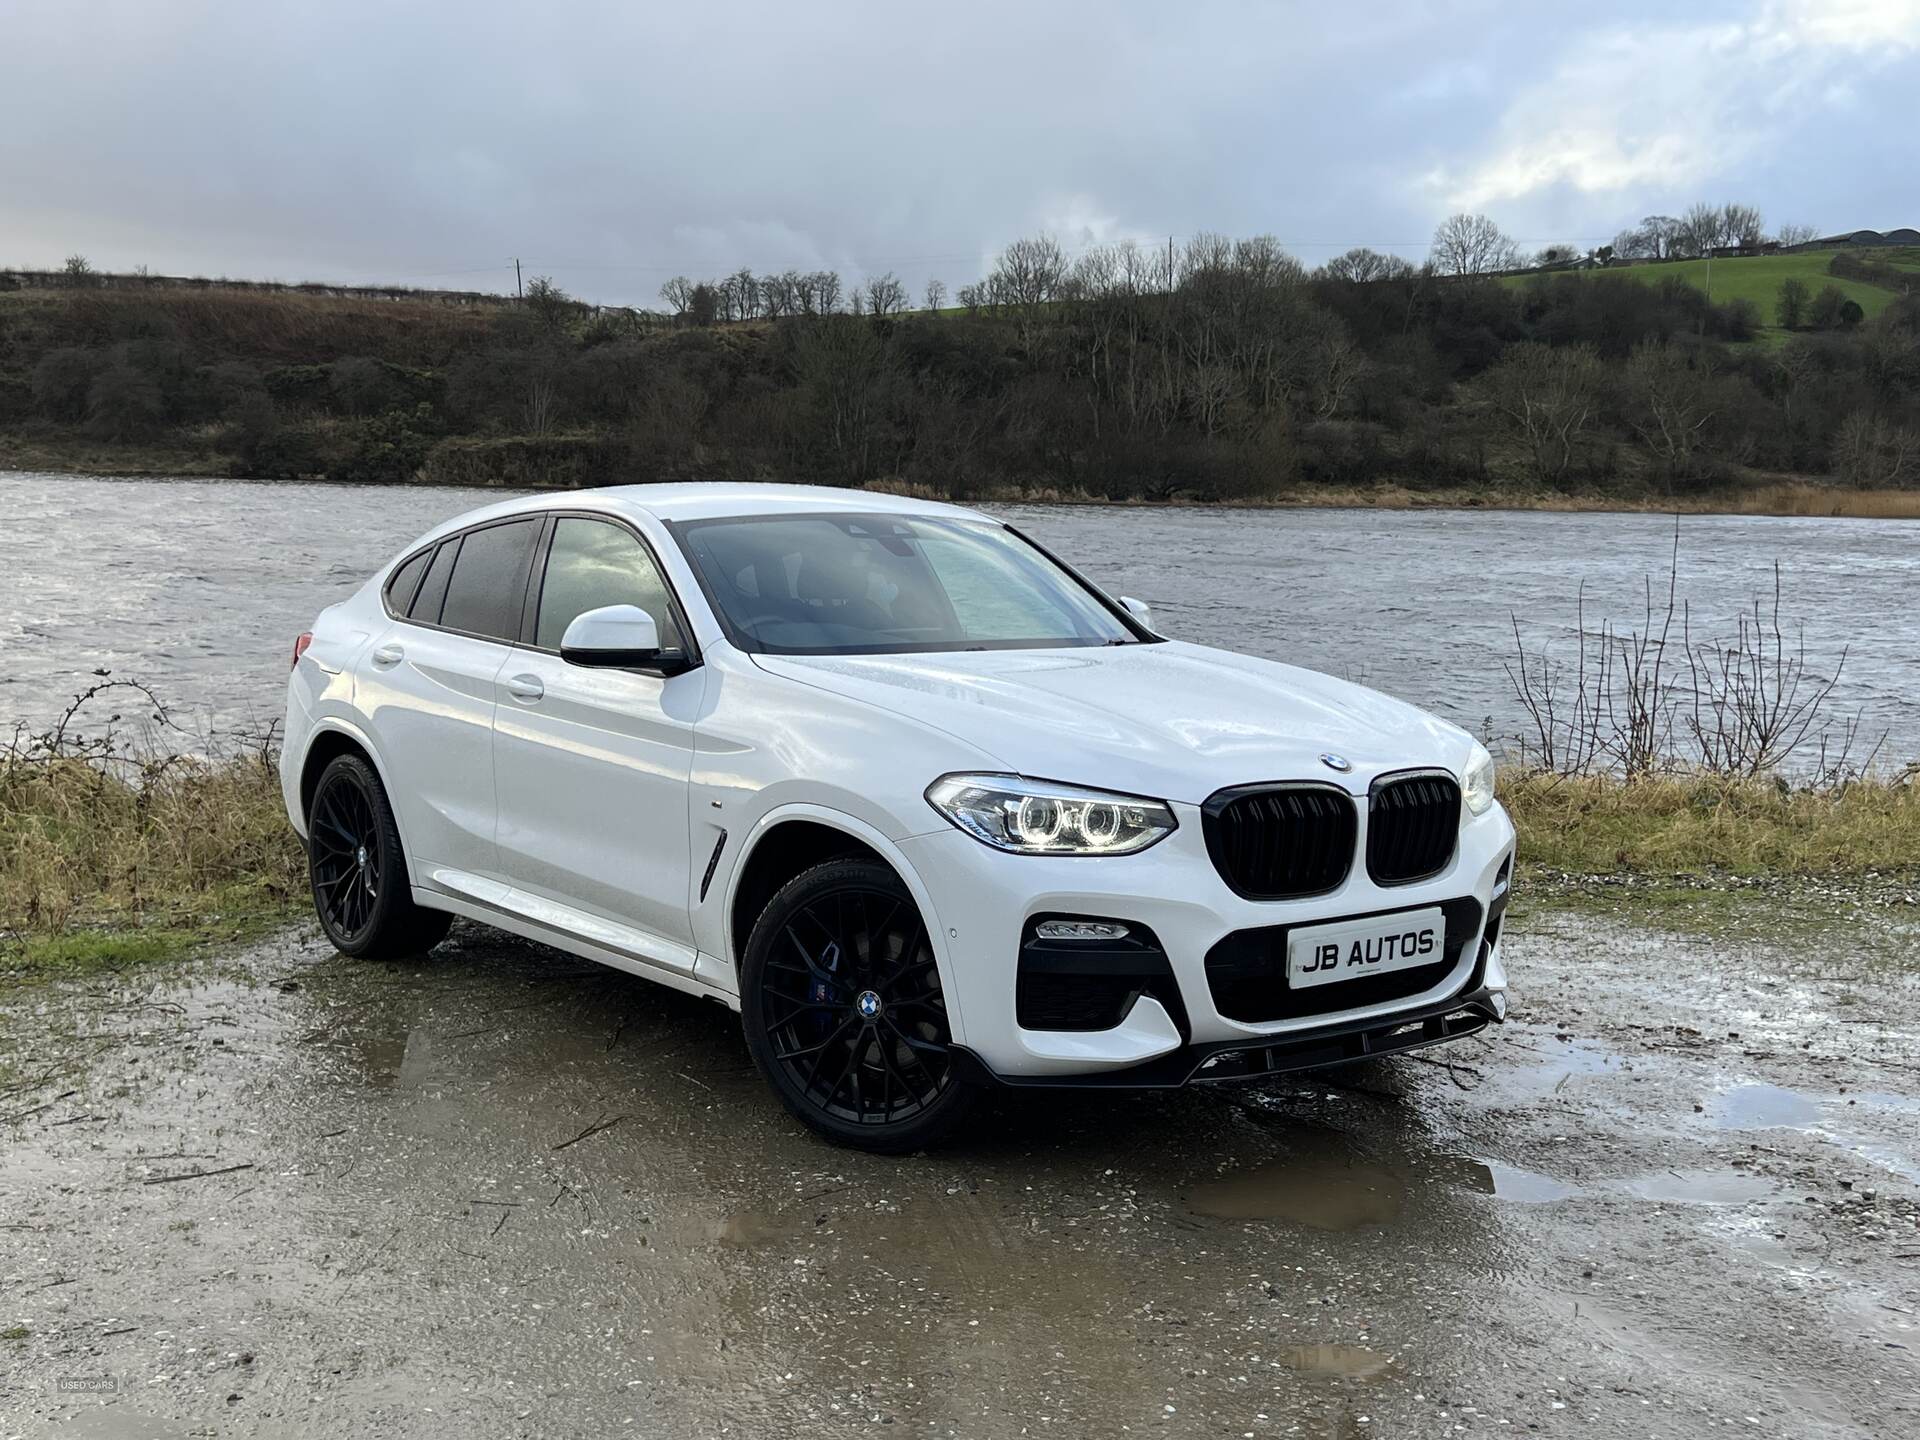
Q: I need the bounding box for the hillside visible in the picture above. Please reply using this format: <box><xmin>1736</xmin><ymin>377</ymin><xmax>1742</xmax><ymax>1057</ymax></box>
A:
<box><xmin>1502</xmin><ymin>247</ymin><xmax>1917</xmax><ymax>342</ymax></box>
<box><xmin>2</xmin><ymin>238</ymin><xmax>1917</xmax><ymax>503</ymax></box>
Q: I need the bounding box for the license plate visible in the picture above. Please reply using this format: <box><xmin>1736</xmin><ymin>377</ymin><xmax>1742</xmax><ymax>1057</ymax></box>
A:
<box><xmin>1288</xmin><ymin>907</ymin><xmax>1445</xmax><ymax>989</ymax></box>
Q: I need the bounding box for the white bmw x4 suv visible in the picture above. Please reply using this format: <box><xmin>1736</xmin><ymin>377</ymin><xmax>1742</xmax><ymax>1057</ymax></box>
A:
<box><xmin>283</xmin><ymin>484</ymin><xmax>1514</xmax><ymax>1150</ymax></box>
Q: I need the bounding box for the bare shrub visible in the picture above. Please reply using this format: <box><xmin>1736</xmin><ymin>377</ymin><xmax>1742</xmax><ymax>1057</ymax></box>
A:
<box><xmin>1505</xmin><ymin>523</ymin><xmax>1872</xmax><ymax>781</ymax></box>
<box><xmin>1683</xmin><ymin>566</ymin><xmax>1871</xmax><ymax>780</ymax></box>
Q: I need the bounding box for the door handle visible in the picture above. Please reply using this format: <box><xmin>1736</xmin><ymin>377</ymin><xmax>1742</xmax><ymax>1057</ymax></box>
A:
<box><xmin>371</xmin><ymin>643</ymin><xmax>404</xmax><ymax>667</ymax></box>
<box><xmin>506</xmin><ymin>673</ymin><xmax>545</xmax><ymax>703</ymax></box>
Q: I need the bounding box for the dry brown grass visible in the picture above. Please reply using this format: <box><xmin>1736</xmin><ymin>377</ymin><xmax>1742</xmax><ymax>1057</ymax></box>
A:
<box><xmin>1501</xmin><ymin>770</ymin><xmax>1920</xmax><ymax>876</ymax></box>
<box><xmin>1</xmin><ymin>690</ymin><xmax>302</xmax><ymax>955</ymax></box>
<box><xmin>1729</xmin><ymin>483</ymin><xmax>1920</xmax><ymax>519</ymax></box>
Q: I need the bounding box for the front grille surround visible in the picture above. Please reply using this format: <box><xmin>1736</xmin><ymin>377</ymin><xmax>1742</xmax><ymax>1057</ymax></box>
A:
<box><xmin>1202</xmin><ymin>782</ymin><xmax>1358</xmax><ymax>901</ymax></box>
<box><xmin>1366</xmin><ymin>770</ymin><xmax>1462</xmax><ymax>886</ymax></box>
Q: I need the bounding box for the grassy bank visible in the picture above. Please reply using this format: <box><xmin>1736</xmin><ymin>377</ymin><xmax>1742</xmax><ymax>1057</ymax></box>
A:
<box><xmin>1500</xmin><ymin>247</ymin><xmax>1909</xmax><ymax>347</ymax></box>
<box><xmin>1500</xmin><ymin>772</ymin><xmax>1920</xmax><ymax>876</ymax></box>
<box><xmin>0</xmin><ymin>716</ymin><xmax>302</xmax><ymax>981</ymax></box>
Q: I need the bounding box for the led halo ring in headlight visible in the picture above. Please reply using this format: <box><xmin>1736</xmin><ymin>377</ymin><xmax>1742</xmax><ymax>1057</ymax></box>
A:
<box><xmin>925</xmin><ymin>774</ymin><xmax>1178</xmax><ymax>856</ymax></box>
<box><xmin>1462</xmin><ymin>743</ymin><xmax>1497</xmax><ymax>817</ymax></box>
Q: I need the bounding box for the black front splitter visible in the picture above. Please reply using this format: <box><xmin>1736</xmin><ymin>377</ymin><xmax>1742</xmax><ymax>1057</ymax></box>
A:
<box><xmin>949</xmin><ymin>982</ymin><xmax>1504</xmax><ymax>1091</ymax></box>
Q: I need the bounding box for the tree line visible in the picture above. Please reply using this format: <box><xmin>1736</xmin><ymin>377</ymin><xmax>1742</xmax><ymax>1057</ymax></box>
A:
<box><xmin>7</xmin><ymin>216</ymin><xmax>1915</xmax><ymax>495</ymax></box>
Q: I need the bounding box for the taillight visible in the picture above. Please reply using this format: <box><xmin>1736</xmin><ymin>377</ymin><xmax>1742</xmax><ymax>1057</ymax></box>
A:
<box><xmin>292</xmin><ymin>632</ymin><xmax>313</xmax><ymax>671</ymax></box>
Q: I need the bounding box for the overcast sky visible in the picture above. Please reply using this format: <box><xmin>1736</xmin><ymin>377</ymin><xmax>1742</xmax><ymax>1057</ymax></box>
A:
<box><xmin>2</xmin><ymin>0</ymin><xmax>1916</xmax><ymax>306</ymax></box>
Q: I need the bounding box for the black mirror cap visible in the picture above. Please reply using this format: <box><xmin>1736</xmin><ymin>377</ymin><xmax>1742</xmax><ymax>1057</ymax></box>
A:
<box><xmin>560</xmin><ymin>644</ymin><xmax>695</xmax><ymax>677</ymax></box>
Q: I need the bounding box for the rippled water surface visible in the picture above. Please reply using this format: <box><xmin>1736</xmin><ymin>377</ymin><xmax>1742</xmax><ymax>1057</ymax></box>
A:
<box><xmin>3</xmin><ymin>472</ymin><xmax>1915</xmax><ymax>764</ymax></box>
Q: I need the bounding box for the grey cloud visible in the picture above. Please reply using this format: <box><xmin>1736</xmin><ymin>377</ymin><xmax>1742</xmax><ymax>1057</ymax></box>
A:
<box><xmin>0</xmin><ymin>0</ymin><xmax>1911</xmax><ymax>304</ymax></box>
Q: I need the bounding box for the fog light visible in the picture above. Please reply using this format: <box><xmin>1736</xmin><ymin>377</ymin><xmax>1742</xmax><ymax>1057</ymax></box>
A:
<box><xmin>1034</xmin><ymin>920</ymin><xmax>1130</xmax><ymax>942</ymax></box>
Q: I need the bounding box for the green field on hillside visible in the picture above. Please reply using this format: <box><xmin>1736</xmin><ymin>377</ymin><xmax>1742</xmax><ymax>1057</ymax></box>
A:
<box><xmin>1504</xmin><ymin>248</ymin><xmax>1914</xmax><ymax>339</ymax></box>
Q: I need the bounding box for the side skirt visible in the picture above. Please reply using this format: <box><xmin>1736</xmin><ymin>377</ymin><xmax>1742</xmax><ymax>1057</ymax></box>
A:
<box><xmin>415</xmin><ymin>883</ymin><xmax>742</xmax><ymax>1010</ymax></box>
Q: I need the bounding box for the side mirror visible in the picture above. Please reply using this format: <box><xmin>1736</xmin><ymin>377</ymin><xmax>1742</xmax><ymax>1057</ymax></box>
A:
<box><xmin>559</xmin><ymin>604</ymin><xmax>687</xmax><ymax>673</ymax></box>
<box><xmin>1120</xmin><ymin>595</ymin><xmax>1155</xmax><ymax>633</ymax></box>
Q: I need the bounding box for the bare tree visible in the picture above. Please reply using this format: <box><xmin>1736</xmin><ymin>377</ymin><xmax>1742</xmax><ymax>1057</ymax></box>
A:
<box><xmin>1320</xmin><ymin>248</ymin><xmax>1414</xmax><ymax>283</ymax></box>
<box><xmin>762</xmin><ymin>270</ymin><xmax>798</xmax><ymax>319</ymax></box>
<box><xmin>1622</xmin><ymin>341</ymin><xmax>1715</xmax><ymax>483</ymax></box>
<box><xmin>791</xmin><ymin>316</ymin><xmax>898</xmax><ymax>482</ymax></box>
<box><xmin>1534</xmin><ymin>244</ymin><xmax>1580</xmax><ymax>267</ymax></box>
<box><xmin>812</xmin><ymin>270</ymin><xmax>843</xmax><ymax>315</ymax></box>
<box><xmin>1676</xmin><ymin>202</ymin><xmax>1722</xmax><ymax>257</ymax></box>
<box><xmin>1720</xmin><ymin>203</ymin><xmax>1765</xmax><ymax>249</ymax></box>
<box><xmin>1429</xmin><ymin>213</ymin><xmax>1521</xmax><ymax>276</ymax></box>
<box><xmin>992</xmin><ymin>234</ymin><xmax>1069</xmax><ymax>308</ymax></box>
<box><xmin>62</xmin><ymin>253</ymin><xmax>96</xmax><ymax>287</ymax></box>
<box><xmin>955</xmin><ymin>282</ymin><xmax>983</xmax><ymax>315</ymax></box>
<box><xmin>1483</xmin><ymin>342</ymin><xmax>1602</xmax><ymax>482</ymax></box>
<box><xmin>1773</xmin><ymin>221</ymin><xmax>1819</xmax><ymax>248</ymax></box>
<box><xmin>922</xmin><ymin>278</ymin><xmax>946</xmax><ymax>313</ymax></box>
<box><xmin>659</xmin><ymin>276</ymin><xmax>694</xmax><ymax>319</ymax></box>
<box><xmin>1614</xmin><ymin>218</ymin><xmax>1671</xmax><ymax>260</ymax></box>
<box><xmin>866</xmin><ymin>271</ymin><xmax>908</xmax><ymax>318</ymax></box>
<box><xmin>734</xmin><ymin>268</ymin><xmax>761</xmax><ymax>319</ymax></box>
<box><xmin>1832</xmin><ymin>411</ymin><xmax>1920</xmax><ymax>486</ymax></box>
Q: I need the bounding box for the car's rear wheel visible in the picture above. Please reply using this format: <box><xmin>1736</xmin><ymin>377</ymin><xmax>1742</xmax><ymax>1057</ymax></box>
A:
<box><xmin>741</xmin><ymin>859</ymin><xmax>976</xmax><ymax>1152</ymax></box>
<box><xmin>306</xmin><ymin>753</ymin><xmax>452</xmax><ymax>959</ymax></box>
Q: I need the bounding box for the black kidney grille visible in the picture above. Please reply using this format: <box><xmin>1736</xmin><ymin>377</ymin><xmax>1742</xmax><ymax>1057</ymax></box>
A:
<box><xmin>1204</xmin><ymin>785</ymin><xmax>1356</xmax><ymax>899</ymax></box>
<box><xmin>1367</xmin><ymin>772</ymin><xmax>1461</xmax><ymax>884</ymax></box>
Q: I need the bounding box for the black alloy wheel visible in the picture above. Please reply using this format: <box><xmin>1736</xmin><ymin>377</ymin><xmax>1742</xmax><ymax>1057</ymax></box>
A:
<box><xmin>741</xmin><ymin>859</ymin><xmax>976</xmax><ymax>1151</ymax></box>
<box><xmin>306</xmin><ymin>753</ymin><xmax>451</xmax><ymax>959</ymax></box>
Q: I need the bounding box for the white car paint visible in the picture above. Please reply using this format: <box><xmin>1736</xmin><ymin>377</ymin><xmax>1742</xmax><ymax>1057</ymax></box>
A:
<box><xmin>283</xmin><ymin>482</ymin><xmax>1514</xmax><ymax>1082</ymax></box>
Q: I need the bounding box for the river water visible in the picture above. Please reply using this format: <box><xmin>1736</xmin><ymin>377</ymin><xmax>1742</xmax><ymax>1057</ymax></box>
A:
<box><xmin>2</xmin><ymin>472</ymin><xmax>1914</xmax><ymax>766</ymax></box>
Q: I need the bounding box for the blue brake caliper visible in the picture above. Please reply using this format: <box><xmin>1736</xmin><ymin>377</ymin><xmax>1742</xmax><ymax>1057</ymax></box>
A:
<box><xmin>810</xmin><ymin>941</ymin><xmax>842</xmax><ymax>1036</ymax></box>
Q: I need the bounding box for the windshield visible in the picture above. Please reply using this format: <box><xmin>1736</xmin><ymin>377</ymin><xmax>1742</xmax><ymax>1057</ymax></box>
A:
<box><xmin>670</xmin><ymin>512</ymin><xmax>1145</xmax><ymax>656</ymax></box>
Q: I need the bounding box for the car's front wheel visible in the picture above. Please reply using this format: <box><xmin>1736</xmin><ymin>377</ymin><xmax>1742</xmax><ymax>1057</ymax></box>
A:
<box><xmin>306</xmin><ymin>753</ymin><xmax>452</xmax><ymax>960</ymax></box>
<box><xmin>741</xmin><ymin>859</ymin><xmax>977</xmax><ymax>1152</ymax></box>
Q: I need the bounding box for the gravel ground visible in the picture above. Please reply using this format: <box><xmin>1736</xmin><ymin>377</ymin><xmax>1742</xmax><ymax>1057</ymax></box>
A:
<box><xmin>3</xmin><ymin>893</ymin><xmax>1918</xmax><ymax>1438</ymax></box>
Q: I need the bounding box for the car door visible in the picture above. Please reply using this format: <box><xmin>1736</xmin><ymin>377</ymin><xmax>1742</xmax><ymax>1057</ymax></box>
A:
<box><xmin>490</xmin><ymin>513</ymin><xmax>705</xmax><ymax>961</ymax></box>
<box><xmin>357</xmin><ymin>516</ymin><xmax>542</xmax><ymax>881</ymax></box>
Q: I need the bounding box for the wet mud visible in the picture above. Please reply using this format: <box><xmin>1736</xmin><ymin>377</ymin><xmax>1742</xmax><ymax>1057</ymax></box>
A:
<box><xmin>3</xmin><ymin>898</ymin><xmax>1918</xmax><ymax>1437</ymax></box>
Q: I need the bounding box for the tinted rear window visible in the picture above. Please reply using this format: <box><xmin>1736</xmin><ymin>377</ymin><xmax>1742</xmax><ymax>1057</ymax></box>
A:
<box><xmin>385</xmin><ymin>549</ymin><xmax>430</xmax><ymax>612</ymax></box>
<box><xmin>408</xmin><ymin>539</ymin><xmax>458</xmax><ymax>624</ymax></box>
<box><xmin>438</xmin><ymin>520</ymin><xmax>539</xmax><ymax>641</ymax></box>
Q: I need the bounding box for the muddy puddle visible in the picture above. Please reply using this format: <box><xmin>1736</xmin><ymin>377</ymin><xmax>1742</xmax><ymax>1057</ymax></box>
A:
<box><xmin>4</xmin><ymin>905</ymin><xmax>1919</xmax><ymax>1438</ymax></box>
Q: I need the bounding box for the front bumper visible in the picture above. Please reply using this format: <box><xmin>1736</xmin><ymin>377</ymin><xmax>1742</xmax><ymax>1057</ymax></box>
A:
<box><xmin>898</xmin><ymin>797</ymin><xmax>1514</xmax><ymax>1084</ymax></box>
<box><xmin>950</xmin><ymin>968</ymin><xmax>1505</xmax><ymax>1088</ymax></box>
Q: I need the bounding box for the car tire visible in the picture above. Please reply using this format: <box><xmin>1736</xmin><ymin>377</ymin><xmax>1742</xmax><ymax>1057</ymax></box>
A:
<box><xmin>306</xmin><ymin>753</ymin><xmax>452</xmax><ymax>960</ymax></box>
<box><xmin>741</xmin><ymin>858</ymin><xmax>977</xmax><ymax>1153</ymax></box>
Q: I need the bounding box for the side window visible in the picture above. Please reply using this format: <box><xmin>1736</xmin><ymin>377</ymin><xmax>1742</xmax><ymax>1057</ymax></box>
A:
<box><xmin>385</xmin><ymin>549</ymin><xmax>430</xmax><ymax>614</ymax></box>
<box><xmin>535</xmin><ymin>517</ymin><xmax>683</xmax><ymax>651</ymax></box>
<box><xmin>408</xmin><ymin>539</ymin><xmax>459</xmax><ymax>624</ymax></box>
<box><xmin>438</xmin><ymin>520</ymin><xmax>540</xmax><ymax>641</ymax></box>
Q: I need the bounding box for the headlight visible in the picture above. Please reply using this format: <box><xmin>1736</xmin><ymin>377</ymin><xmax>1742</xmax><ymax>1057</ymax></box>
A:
<box><xmin>925</xmin><ymin>774</ymin><xmax>1177</xmax><ymax>855</ymax></box>
<box><xmin>1462</xmin><ymin>744</ymin><xmax>1496</xmax><ymax>817</ymax></box>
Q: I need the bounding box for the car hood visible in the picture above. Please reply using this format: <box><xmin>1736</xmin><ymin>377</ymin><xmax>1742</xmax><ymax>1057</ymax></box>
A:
<box><xmin>752</xmin><ymin>641</ymin><xmax>1471</xmax><ymax>805</ymax></box>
